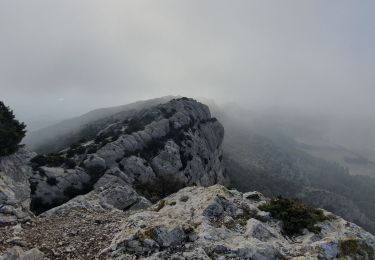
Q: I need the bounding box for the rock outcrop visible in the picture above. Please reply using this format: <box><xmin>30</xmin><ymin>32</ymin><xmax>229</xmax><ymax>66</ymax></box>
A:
<box><xmin>0</xmin><ymin>150</ymin><xmax>35</xmax><ymax>225</ymax></box>
<box><xmin>29</xmin><ymin>98</ymin><xmax>229</xmax><ymax>214</ymax></box>
<box><xmin>1</xmin><ymin>185</ymin><xmax>374</xmax><ymax>259</ymax></box>
<box><xmin>41</xmin><ymin>167</ymin><xmax>151</xmax><ymax>217</ymax></box>
<box><xmin>104</xmin><ymin>185</ymin><xmax>375</xmax><ymax>260</ymax></box>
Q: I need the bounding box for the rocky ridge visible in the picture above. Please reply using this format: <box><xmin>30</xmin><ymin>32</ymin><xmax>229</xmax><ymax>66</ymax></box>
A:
<box><xmin>29</xmin><ymin>98</ymin><xmax>229</xmax><ymax>215</ymax></box>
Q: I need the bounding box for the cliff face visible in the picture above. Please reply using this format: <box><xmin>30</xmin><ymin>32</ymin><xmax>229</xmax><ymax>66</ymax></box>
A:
<box><xmin>0</xmin><ymin>149</ymin><xmax>35</xmax><ymax>225</ymax></box>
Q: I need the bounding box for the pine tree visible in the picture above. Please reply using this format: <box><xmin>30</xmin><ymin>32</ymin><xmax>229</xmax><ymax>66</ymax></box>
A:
<box><xmin>0</xmin><ymin>101</ymin><xmax>26</xmax><ymax>156</ymax></box>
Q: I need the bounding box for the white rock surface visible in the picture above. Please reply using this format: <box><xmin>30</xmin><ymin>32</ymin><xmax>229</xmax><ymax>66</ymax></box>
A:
<box><xmin>41</xmin><ymin>167</ymin><xmax>151</xmax><ymax>216</ymax></box>
<box><xmin>0</xmin><ymin>150</ymin><xmax>35</xmax><ymax>225</ymax></box>
<box><xmin>0</xmin><ymin>246</ymin><xmax>45</xmax><ymax>260</ymax></box>
<box><xmin>96</xmin><ymin>98</ymin><xmax>229</xmax><ymax>187</ymax></box>
<box><xmin>104</xmin><ymin>185</ymin><xmax>375</xmax><ymax>260</ymax></box>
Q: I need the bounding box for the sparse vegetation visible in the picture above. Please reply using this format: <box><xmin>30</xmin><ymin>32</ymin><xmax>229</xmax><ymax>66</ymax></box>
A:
<box><xmin>259</xmin><ymin>196</ymin><xmax>328</xmax><ymax>236</ymax></box>
<box><xmin>30</xmin><ymin>197</ymin><xmax>51</xmax><ymax>215</ymax></box>
<box><xmin>0</xmin><ymin>101</ymin><xmax>26</xmax><ymax>156</ymax></box>
<box><xmin>31</xmin><ymin>154</ymin><xmax>76</xmax><ymax>169</ymax></box>
<box><xmin>180</xmin><ymin>151</ymin><xmax>193</xmax><ymax>169</ymax></box>
<box><xmin>46</xmin><ymin>177</ymin><xmax>58</xmax><ymax>186</ymax></box>
<box><xmin>138</xmin><ymin>139</ymin><xmax>166</xmax><ymax>160</ymax></box>
<box><xmin>135</xmin><ymin>174</ymin><xmax>185</xmax><ymax>203</ymax></box>
<box><xmin>179</xmin><ymin>195</ymin><xmax>189</xmax><ymax>202</ymax></box>
<box><xmin>212</xmin><ymin>201</ymin><xmax>256</xmax><ymax>230</ymax></box>
<box><xmin>124</xmin><ymin>114</ymin><xmax>155</xmax><ymax>135</ymax></box>
<box><xmin>85</xmin><ymin>165</ymin><xmax>106</xmax><ymax>180</ymax></box>
<box><xmin>160</xmin><ymin>107</ymin><xmax>176</xmax><ymax>119</ymax></box>
<box><xmin>66</xmin><ymin>143</ymin><xmax>86</xmax><ymax>157</ymax></box>
<box><xmin>30</xmin><ymin>181</ymin><xmax>38</xmax><ymax>195</ymax></box>
<box><xmin>86</xmin><ymin>144</ymin><xmax>98</xmax><ymax>154</ymax></box>
<box><xmin>124</xmin><ymin>118</ymin><xmax>145</xmax><ymax>134</ymax></box>
<box><xmin>155</xmin><ymin>200</ymin><xmax>166</xmax><ymax>211</ymax></box>
<box><xmin>339</xmin><ymin>238</ymin><xmax>374</xmax><ymax>259</ymax></box>
<box><xmin>64</xmin><ymin>186</ymin><xmax>84</xmax><ymax>198</ymax></box>
<box><xmin>200</xmin><ymin>117</ymin><xmax>218</xmax><ymax>124</ymax></box>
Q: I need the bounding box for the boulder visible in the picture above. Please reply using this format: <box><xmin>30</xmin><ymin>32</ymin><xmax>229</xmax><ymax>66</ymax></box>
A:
<box><xmin>0</xmin><ymin>246</ymin><xmax>45</xmax><ymax>260</ymax></box>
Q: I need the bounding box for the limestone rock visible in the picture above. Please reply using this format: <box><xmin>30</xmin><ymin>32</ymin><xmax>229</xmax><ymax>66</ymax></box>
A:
<box><xmin>95</xmin><ymin>98</ymin><xmax>229</xmax><ymax>187</ymax></box>
<box><xmin>119</xmin><ymin>156</ymin><xmax>155</xmax><ymax>184</ymax></box>
<box><xmin>30</xmin><ymin>98</ymin><xmax>229</xmax><ymax>215</ymax></box>
<box><xmin>83</xmin><ymin>154</ymin><xmax>106</xmax><ymax>172</ymax></box>
<box><xmin>29</xmin><ymin>167</ymin><xmax>92</xmax><ymax>214</ymax></box>
<box><xmin>0</xmin><ymin>246</ymin><xmax>45</xmax><ymax>260</ymax></box>
<box><xmin>104</xmin><ymin>185</ymin><xmax>375</xmax><ymax>260</ymax></box>
<box><xmin>40</xmin><ymin>167</ymin><xmax>151</xmax><ymax>217</ymax></box>
<box><xmin>0</xmin><ymin>150</ymin><xmax>35</xmax><ymax>225</ymax></box>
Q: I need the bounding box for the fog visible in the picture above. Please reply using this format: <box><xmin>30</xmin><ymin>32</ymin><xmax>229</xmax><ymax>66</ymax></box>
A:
<box><xmin>1</xmin><ymin>1</ymin><xmax>375</xmax><ymax>152</ymax></box>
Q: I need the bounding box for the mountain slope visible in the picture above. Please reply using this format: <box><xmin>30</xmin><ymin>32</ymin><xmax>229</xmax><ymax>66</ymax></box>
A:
<box><xmin>221</xmin><ymin>114</ymin><xmax>375</xmax><ymax>234</ymax></box>
<box><xmin>24</xmin><ymin>96</ymin><xmax>176</xmax><ymax>153</ymax></box>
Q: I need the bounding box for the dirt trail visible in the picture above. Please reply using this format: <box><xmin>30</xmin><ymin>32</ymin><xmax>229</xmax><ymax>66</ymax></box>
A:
<box><xmin>0</xmin><ymin>208</ymin><xmax>128</xmax><ymax>259</ymax></box>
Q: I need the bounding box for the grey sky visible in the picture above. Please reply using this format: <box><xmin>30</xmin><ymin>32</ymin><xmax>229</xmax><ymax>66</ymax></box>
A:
<box><xmin>1</xmin><ymin>0</ymin><xmax>374</xmax><ymax>130</ymax></box>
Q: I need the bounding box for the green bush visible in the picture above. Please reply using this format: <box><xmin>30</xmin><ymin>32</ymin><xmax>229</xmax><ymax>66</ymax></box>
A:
<box><xmin>0</xmin><ymin>101</ymin><xmax>26</xmax><ymax>156</ymax></box>
<box><xmin>138</xmin><ymin>138</ymin><xmax>166</xmax><ymax>161</ymax></box>
<box><xmin>124</xmin><ymin>118</ymin><xmax>146</xmax><ymax>134</ymax></box>
<box><xmin>86</xmin><ymin>145</ymin><xmax>98</xmax><ymax>154</ymax></box>
<box><xmin>339</xmin><ymin>238</ymin><xmax>374</xmax><ymax>259</ymax></box>
<box><xmin>66</xmin><ymin>143</ymin><xmax>86</xmax><ymax>158</ymax></box>
<box><xmin>135</xmin><ymin>174</ymin><xmax>184</xmax><ymax>203</ymax></box>
<box><xmin>31</xmin><ymin>154</ymin><xmax>76</xmax><ymax>169</ymax></box>
<box><xmin>159</xmin><ymin>107</ymin><xmax>176</xmax><ymax>119</ymax></box>
<box><xmin>124</xmin><ymin>114</ymin><xmax>156</xmax><ymax>135</ymax></box>
<box><xmin>63</xmin><ymin>186</ymin><xmax>83</xmax><ymax>198</ymax></box>
<box><xmin>259</xmin><ymin>196</ymin><xmax>328</xmax><ymax>236</ymax></box>
<box><xmin>46</xmin><ymin>176</ymin><xmax>58</xmax><ymax>186</ymax></box>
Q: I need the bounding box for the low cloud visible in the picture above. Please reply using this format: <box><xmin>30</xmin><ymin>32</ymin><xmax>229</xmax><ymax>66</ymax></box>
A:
<box><xmin>1</xmin><ymin>0</ymin><xmax>374</xmax><ymax>128</ymax></box>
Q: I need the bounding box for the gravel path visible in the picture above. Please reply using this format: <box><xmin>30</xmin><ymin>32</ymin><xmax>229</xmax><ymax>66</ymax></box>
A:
<box><xmin>0</xmin><ymin>208</ymin><xmax>129</xmax><ymax>259</ymax></box>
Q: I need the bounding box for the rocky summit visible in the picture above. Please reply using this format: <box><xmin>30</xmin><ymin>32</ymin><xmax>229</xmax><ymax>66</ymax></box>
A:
<box><xmin>0</xmin><ymin>98</ymin><xmax>374</xmax><ymax>259</ymax></box>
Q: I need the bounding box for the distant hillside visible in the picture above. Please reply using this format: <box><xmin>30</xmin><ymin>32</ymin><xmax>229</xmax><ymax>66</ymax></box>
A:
<box><xmin>219</xmin><ymin>110</ymin><xmax>375</xmax><ymax>234</ymax></box>
<box><xmin>24</xmin><ymin>96</ymin><xmax>176</xmax><ymax>153</ymax></box>
<box><xmin>297</xmin><ymin>141</ymin><xmax>375</xmax><ymax>178</ymax></box>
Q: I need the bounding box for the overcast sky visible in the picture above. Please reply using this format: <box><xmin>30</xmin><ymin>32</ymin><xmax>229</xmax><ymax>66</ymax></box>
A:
<box><xmin>1</xmin><ymin>1</ymin><xmax>374</xmax><ymax>130</ymax></box>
